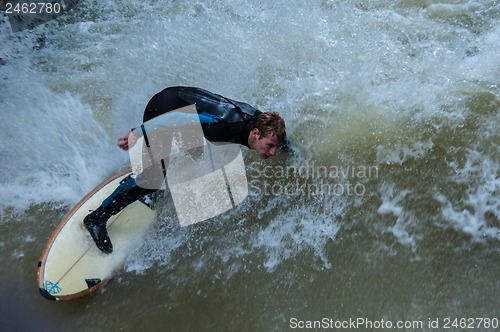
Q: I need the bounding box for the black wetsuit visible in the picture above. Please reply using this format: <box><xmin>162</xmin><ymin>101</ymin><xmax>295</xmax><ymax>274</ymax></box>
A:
<box><xmin>97</xmin><ymin>86</ymin><xmax>261</xmax><ymax>217</ymax></box>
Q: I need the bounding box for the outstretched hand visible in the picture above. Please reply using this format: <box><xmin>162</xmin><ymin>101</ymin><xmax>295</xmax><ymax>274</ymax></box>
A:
<box><xmin>117</xmin><ymin>131</ymin><xmax>138</xmax><ymax>151</ymax></box>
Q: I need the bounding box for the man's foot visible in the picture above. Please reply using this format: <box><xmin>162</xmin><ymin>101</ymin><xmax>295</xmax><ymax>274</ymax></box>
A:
<box><xmin>84</xmin><ymin>214</ymin><xmax>113</xmax><ymax>254</ymax></box>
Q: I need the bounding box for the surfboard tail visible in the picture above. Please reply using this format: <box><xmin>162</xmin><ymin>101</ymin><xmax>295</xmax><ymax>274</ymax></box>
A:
<box><xmin>37</xmin><ymin>169</ymin><xmax>156</xmax><ymax>300</ymax></box>
<box><xmin>39</xmin><ymin>287</ymin><xmax>57</xmax><ymax>301</ymax></box>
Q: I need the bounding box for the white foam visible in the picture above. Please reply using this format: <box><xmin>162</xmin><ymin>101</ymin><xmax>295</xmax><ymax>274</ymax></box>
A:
<box><xmin>378</xmin><ymin>184</ymin><xmax>416</xmax><ymax>249</ymax></box>
<box><xmin>376</xmin><ymin>140</ymin><xmax>434</xmax><ymax>165</ymax></box>
<box><xmin>441</xmin><ymin>151</ymin><xmax>500</xmax><ymax>241</ymax></box>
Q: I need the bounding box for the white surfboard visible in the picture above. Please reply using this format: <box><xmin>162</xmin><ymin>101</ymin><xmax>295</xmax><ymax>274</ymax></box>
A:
<box><xmin>37</xmin><ymin>168</ymin><xmax>156</xmax><ymax>300</ymax></box>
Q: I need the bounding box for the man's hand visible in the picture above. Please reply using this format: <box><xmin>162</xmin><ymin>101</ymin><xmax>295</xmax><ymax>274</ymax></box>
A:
<box><xmin>117</xmin><ymin>131</ymin><xmax>138</xmax><ymax>151</ymax></box>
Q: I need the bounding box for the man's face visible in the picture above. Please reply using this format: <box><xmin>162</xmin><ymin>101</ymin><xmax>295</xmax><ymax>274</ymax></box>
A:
<box><xmin>253</xmin><ymin>132</ymin><xmax>280</xmax><ymax>159</ymax></box>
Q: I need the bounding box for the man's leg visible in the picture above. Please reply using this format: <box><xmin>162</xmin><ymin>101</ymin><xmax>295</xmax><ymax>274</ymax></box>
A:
<box><xmin>87</xmin><ymin>125</ymin><xmax>172</xmax><ymax>253</ymax></box>
<box><xmin>84</xmin><ymin>174</ymin><xmax>157</xmax><ymax>253</ymax></box>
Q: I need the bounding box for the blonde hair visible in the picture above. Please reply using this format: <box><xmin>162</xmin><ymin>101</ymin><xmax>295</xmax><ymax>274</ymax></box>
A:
<box><xmin>254</xmin><ymin>111</ymin><xmax>286</xmax><ymax>144</ymax></box>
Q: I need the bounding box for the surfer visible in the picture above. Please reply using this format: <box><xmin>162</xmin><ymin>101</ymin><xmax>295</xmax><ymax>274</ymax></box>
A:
<box><xmin>84</xmin><ymin>86</ymin><xmax>287</xmax><ymax>253</ymax></box>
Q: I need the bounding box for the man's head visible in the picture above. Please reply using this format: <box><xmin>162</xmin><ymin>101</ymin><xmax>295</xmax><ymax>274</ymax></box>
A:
<box><xmin>248</xmin><ymin>111</ymin><xmax>286</xmax><ymax>159</ymax></box>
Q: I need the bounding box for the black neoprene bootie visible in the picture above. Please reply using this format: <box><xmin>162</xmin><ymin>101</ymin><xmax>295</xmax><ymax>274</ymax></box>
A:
<box><xmin>83</xmin><ymin>208</ymin><xmax>113</xmax><ymax>254</ymax></box>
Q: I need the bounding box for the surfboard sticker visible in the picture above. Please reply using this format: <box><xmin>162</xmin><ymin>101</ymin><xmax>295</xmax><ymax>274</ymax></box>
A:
<box><xmin>37</xmin><ymin>169</ymin><xmax>156</xmax><ymax>300</ymax></box>
<box><xmin>45</xmin><ymin>280</ymin><xmax>62</xmax><ymax>295</ymax></box>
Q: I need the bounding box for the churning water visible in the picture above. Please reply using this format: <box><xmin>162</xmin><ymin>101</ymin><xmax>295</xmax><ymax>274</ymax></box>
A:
<box><xmin>1</xmin><ymin>0</ymin><xmax>499</xmax><ymax>331</ymax></box>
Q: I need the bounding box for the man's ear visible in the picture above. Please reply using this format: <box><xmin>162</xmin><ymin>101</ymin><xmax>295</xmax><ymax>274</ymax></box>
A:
<box><xmin>250</xmin><ymin>128</ymin><xmax>260</xmax><ymax>138</ymax></box>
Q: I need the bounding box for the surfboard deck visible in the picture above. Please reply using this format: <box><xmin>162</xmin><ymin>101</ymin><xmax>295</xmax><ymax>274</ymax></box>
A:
<box><xmin>37</xmin><ymin>168</ymin><xmax>156</xmax><ymax>300</ymax></box>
